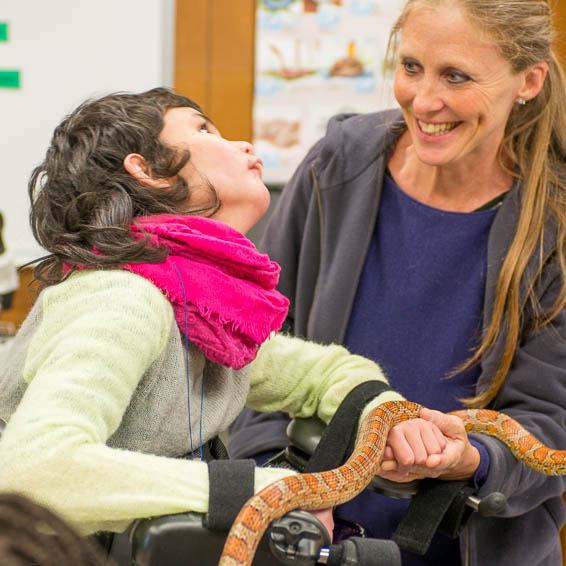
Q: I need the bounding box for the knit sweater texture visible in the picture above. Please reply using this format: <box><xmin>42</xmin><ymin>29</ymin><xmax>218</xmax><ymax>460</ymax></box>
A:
<box><xmin>0</xmin><ymin>269</ymin><xmax>401</xmax><ymax>534</ymax></box>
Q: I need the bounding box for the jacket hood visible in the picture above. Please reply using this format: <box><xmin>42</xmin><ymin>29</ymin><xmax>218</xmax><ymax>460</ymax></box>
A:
<box><xmin>313</xmin><ymin>108</ymin><xmax>405</xmax><ymax>190</ymax></box>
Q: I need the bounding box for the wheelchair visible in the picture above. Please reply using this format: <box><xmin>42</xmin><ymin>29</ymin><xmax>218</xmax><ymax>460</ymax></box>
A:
<box><xmin>105</xmin><ymin>418</ymin><xmax>402</xmax><ymax>566</ymax></box>
<box><xmin>105</xmin><ymin>405</ymin><xmax>507</xmax><ymax>566</ymax></box>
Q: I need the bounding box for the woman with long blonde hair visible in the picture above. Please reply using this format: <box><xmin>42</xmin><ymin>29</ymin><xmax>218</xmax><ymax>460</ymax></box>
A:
<box><xmin>230</xmin><ymin>1</ymin><xmax>566</xmax><ymax>564</ymax></box>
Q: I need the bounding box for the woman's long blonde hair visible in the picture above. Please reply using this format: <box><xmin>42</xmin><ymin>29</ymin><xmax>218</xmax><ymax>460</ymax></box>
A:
<box><xmin>387</xmin><ymin>0</ymin><xmax>566</xmax><ymax>407</ymax></box>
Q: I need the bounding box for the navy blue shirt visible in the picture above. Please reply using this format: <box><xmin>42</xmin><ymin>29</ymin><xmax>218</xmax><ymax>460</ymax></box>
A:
<box><xmin>340</xmin><ymin>172</ymin><xmax>497</xmax><ymax>565</ymax></box>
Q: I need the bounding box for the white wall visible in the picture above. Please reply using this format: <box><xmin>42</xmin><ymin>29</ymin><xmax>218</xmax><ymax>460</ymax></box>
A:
<box><xmin>0</xmin><ymin>0</ymin><xmax>175</xmax><ymax>265</ymax></box>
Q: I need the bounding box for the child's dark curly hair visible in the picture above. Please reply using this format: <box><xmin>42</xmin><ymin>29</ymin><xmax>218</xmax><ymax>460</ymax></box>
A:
<box><xmin>0</xmin><ymin>493</ymin><xmax>110</xmax><ymax>566</ymax></box>
<box><xmin>29</xmin><ymin>87</ymin><xmax>219</xmax><ymax>286</ymax></box>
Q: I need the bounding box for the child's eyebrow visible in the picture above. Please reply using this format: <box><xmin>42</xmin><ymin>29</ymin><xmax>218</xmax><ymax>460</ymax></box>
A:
<box><xmin>191</xmin><ymin>111</ymin><xmax>216</xmax><ymax>128</ymax></box>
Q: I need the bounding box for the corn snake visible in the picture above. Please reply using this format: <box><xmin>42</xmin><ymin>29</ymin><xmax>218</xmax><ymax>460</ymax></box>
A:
<box><xmin>218</xmin><ymin>400</ymin><xmax>566</xmax><ymax>566</ymax></box>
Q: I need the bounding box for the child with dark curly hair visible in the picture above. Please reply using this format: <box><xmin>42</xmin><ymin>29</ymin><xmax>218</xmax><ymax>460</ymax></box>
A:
<box><xmin>0</xmin><ymin>88</ymin><xmax>435</xmax><ymax>540</ymax></box>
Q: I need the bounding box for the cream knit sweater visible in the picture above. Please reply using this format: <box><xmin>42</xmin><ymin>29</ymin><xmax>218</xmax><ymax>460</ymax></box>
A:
<box><xmin>0</xmin><ymin>270</ymin><xmax>402</xmax><ymax>534</ymax></box>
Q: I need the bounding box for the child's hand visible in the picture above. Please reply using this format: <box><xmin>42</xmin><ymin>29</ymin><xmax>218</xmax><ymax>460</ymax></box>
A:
<box><xmin>308</xmin><ymin>508</ymin><xmax>334</xmax><ymax>542</ymax></box>
<box><xmin>377</xmin><ymin>414</ymin><xmax>447</xmax><ymax>482</ymax></box>
<box><xmin>377</xmin><ymin>408</ymin><xmax>480</xmax><ymax>482</ymax></box>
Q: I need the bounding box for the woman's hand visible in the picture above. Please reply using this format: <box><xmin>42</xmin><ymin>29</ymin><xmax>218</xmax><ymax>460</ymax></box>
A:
<box><xmin>378</xmin><ymin>407</ymin><xmax>480</xmax><ymax>483</ymax></box>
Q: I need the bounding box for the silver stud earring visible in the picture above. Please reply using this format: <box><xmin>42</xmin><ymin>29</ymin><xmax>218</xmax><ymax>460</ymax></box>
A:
<box><xmin>517</xmin><ymin>98</ymin><xmax>526</xmax><ymax>105</ymax></box>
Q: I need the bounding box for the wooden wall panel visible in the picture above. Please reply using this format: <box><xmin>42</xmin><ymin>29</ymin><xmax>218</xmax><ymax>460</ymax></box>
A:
<box><xmin>207</xmin><ymin>1</ymin><xmax>255</xmax><ymax>142</ymax></box>
<box><xmin>174</xmin><ymin>0</ymin><xmax>255</xmax><ymax>142</ymax></box>
<box><xmin>174</xmin><ymin>0</ymin><xmax>209</xmax><ymax>109</ymax></box>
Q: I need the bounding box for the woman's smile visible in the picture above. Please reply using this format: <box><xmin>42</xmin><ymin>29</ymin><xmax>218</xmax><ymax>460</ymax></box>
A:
<box><xmin>416</xmin><ymin>119</ymin><xmax>462</xmax><ymax>137</ymax></box>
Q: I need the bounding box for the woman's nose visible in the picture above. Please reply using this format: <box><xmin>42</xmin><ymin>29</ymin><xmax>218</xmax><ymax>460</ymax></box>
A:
<box><xmin>413</xmin><ymin>79</ymin><xmax>444</xmax><ymax>114</ymax></box>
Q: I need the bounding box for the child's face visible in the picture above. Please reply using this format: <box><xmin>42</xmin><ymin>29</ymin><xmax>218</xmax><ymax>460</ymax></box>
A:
<box><xmin>159</xmin><ymin>107</ymin><xmax>270</xmax><ymax>234</ymax></box>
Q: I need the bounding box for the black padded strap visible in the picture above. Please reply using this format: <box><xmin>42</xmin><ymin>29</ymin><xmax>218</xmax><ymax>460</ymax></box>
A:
<box><xmin>350</xmin><ymin>537</ymin><xmax>401</xmax><ymax>566</ymax></box>
<box><xmin>392</xmin><ymin>479</ymin><xmax>474</xmax><ymax>555</ymax></box>
<box><xmin>304</xmin><ymin>380</ymin><xmax>390</xmax><ymax>473</ymax></box>
<box><xmin>438</xmin><ymin>483</ymin><xmax>475</xmax><ymax>539</ymax></box>
<box><xmin>328</xmin><ymin>538</ymin><xmax>401</xmax><ymax>566</ymax></box>
<box><xmin>207</xmin><ymin>459</ymin><xmax>255</xmax><ymax>531</ymax></box>
<box><xmin>326</xmin><ymin>543</ymin><xmax>345</xmax><ymax>566</ymax></box>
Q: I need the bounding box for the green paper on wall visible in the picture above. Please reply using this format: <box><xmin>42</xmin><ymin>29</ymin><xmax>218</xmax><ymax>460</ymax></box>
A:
<box><xmin>0</xmin><ymin>71</ymin><xmax>20</xmax><ymax>89</ymax></box>
<box><xmin>0</xmin><ymin>23</ymin><xmax>7</xmax><ymax>42</ymax></box>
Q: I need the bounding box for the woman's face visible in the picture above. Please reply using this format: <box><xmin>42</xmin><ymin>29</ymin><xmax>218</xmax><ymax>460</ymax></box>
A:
<box><xmin>159</xmin><ymin>107</ymin><xmax>270</xmax><ymax>234</ymax></box>
<box><xmin>393</xmin><ymin>3</ymin><xmax>527</xmax><ymax>169</ymax></box>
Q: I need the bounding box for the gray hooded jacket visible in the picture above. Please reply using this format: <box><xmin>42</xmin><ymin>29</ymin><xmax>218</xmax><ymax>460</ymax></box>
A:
<box><xmin>230</xmin><ymin>110</ymin><xmax>566</xmax><ymax>565</ymax></box>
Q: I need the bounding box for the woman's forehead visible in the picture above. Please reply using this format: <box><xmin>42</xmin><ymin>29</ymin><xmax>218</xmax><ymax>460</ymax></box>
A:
<box><xmin>399</xmin><ymin>4</ymin><xmax>501</xmax><ymax>62</ymax></box>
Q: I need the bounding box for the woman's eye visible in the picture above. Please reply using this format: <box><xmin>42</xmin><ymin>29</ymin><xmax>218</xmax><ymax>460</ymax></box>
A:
<box><xmin>402</xmin><ymin>59</ymin><xmax>420</xmax><ymax>74</ymax></box>
<box><xmin>446</xmin><ymin>70</ymin><xmax>471</xmax><ymax>84</ymax></box>
<box><xmin>199</xmin><ymin>125</ymin><xmax>210</xmax><ymax>133</ymax></box>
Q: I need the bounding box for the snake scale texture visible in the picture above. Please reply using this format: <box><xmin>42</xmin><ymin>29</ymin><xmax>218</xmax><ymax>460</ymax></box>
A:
<box><xmin>218</xmin><ymin>400</ymin><xmax>566</xmax><ymax>566</ymax></box>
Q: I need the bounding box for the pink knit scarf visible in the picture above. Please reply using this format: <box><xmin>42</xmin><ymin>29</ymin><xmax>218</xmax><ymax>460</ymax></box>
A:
<box><xmin>122</xmin><ymin>215</ymin><xmax>289</xmax><ymax>369</ymax></box>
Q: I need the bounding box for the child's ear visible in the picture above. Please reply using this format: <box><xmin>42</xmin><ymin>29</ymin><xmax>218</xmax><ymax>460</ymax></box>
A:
<box><xmin>123</xmin><ymin>153</ymin><xmax>170</xmax><ymax>188</ymax></box>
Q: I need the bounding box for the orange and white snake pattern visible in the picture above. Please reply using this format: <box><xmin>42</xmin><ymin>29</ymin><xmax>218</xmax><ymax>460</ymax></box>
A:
<box><xmin>218</xmin><ymin>400</ymin><xmax>566</xmax><ymax>566</ymax></box>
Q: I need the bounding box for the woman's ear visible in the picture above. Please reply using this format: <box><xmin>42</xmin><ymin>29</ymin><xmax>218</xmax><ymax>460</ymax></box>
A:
<box><xmin>518</xmin><ymin>61</ymin><xmax>549</xmax><ymax>102</ymax></box>
<box><xmin>123</xmin><ymin>153</ymin><xmax>170</xmax><ymax>188</ymax></box>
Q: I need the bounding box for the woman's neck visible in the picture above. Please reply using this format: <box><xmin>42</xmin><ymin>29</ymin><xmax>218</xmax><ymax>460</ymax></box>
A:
<box><xmin>388</xmin><ymin>132</ymin><xmax>513</xmax><ymax>213</ymax></box>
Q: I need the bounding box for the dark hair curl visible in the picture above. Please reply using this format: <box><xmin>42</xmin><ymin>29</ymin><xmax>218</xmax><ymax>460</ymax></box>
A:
<box><xmin>29</xmin><ymin>87</ymin><xmax>219</xmax><ymax>286</ymax></box>
<box><xmin>0</xmin><ymin>493</ymin><xmax>110</xmax><ymax>565</ymax></box>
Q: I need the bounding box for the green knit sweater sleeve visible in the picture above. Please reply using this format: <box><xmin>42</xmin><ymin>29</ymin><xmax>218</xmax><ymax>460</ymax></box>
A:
<box><xmin>0</xmin><ymin>270</ymin><xmax>293</xmax><ymax>534</ymax></box>
<box><xmin>246</xmin><ymin>333</ymin><xmax>404</xmax><ymax>424</ymax></box>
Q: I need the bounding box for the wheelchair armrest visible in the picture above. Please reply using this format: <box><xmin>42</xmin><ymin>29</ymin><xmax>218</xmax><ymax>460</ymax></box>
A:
<box><xmin>131</xmin><ymin>512</ymin><xmax>226</xmax><ymax>566</ymax></box>
<box><xmin>286</xmin><ymin>416</ymin><xmax>327</xmax><ymax>456</ymax></box>
<box><xmin>130</xmin><ymin>511</ymin><xmax>324</xmax><ymax>566</ymax></box>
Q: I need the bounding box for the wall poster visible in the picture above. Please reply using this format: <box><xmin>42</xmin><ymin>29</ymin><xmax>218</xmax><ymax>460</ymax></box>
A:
<box><xmin>253</xmin><ymin>0</ymin><xmax>406</xmax><ymax>184</ymax></box>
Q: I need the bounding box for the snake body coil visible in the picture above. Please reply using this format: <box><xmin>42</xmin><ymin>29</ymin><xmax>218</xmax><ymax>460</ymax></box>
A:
<box><xmin>218</xmin><ymin>400</ymin><xmax>566</xmax><ymax>566</ymax></box>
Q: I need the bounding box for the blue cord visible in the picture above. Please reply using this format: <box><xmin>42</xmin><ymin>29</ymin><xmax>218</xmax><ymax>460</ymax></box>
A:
<box><xmin>172</xmin><ymin>261</ymin><xmax>204</xmax><ymax>460</ymax></box>
<box><xmin>200</xmin><ymin>368</ymin><xmax>205</xmax><ymax>460</ymax></box>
